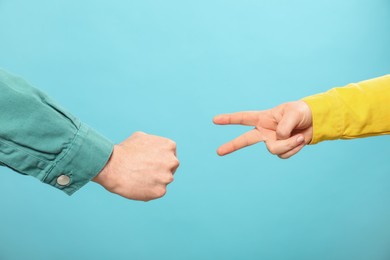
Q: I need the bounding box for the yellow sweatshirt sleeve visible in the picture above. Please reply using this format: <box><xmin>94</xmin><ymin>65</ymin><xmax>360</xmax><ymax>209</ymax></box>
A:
<box><xmin>302</xmin><ymin>75</ymin><xmax>390</xmax><ymax>144</ymax></box>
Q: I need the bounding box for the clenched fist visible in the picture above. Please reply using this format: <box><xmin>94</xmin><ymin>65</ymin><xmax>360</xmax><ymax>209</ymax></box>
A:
<box><xmin>93</xmin><ymin>132</ymin><xmax>179</xmax><ymax>201</ymax></box>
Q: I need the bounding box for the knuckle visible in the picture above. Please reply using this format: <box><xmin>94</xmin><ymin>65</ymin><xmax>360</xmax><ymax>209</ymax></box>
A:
<box><xmin>173</xmin><ymin>158</ymin><xmax>180</xmax><ymax>168</ymax></box>
<box><xmin>142</xmin><ymin>193</ymin><xmax>154</xmax><ymax>202</ymax></box>
<box><xmin>276</xmin><ymin>129</ymin><xmax>288</xmax><ymax>139</ymax></box>
<box><xmin>160</xmin><ymin>171</ymin><xmax>174</xmax><ymax>183</ymax></box>
<box><xmin>166</xmin><ymin>175</ymin><xmax>174</xmax><ymax>183</ymax></box>
<box><xmin>154</xmin><ymin>187</ymin><xmax>167</xmax><ymax>198</ymax></box>
<box><xmin>167</xmin><ymin>140</ymin><xmax>177</xmax><ymax>149</ymax></box>
<box><xmin>278</xmin><ymin>154</ymin><xmax>289</xmax><ymax>160</ymax></box>
<box><xmin>267</xmin><ymin>145</ymin><xmax>277</xmax><ymax>155</ymax></box>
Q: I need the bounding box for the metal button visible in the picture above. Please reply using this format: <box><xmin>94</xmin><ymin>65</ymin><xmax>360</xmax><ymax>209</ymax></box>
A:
<box><xmin>57</xmin><ymin>175</ymin><xmax>71</xmax><ymax>186</ymax></box>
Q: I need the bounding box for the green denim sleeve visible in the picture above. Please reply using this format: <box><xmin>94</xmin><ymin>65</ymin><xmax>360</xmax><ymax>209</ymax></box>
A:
<box><xmin>0</xmin><ymin>69</ymin><xmax>114</xmax><ymax>195</ymax></box>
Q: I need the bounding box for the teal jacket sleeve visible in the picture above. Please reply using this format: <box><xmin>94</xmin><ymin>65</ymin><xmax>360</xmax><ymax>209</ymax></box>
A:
<box><xmin>0</xmin><ymin>69</ymin><xmax>114</xmax><ymax>195</ymax></box>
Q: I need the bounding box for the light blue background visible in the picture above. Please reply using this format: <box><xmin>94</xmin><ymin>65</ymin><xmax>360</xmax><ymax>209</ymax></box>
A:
<box><xmin>1</xmin><ymin>0</ymin><xmax>390</xmax><ymax>259</ymax></box>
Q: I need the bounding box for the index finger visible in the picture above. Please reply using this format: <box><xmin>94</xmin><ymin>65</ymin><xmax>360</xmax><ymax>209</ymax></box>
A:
<box><xmin>213</xmin><ymin>111</ymin><xmax>259</xmax><ymax>126</ymax></box>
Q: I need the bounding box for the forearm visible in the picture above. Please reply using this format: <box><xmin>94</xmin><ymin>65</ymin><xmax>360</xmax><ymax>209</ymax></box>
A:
<box><xmin>0</xmin><ymin>69</ymin><xmax>113</xmax><ymax>195</ymax></box>
<box><xmin>302</xmin><ymin>75</ymin><xmax>390</xmax><ymax>144</ymax></box>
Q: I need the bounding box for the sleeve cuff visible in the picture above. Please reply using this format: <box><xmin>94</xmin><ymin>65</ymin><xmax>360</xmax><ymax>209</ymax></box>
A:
<box><xmin>301</xmin><ymin>90</ymin><xmax>343</xmax><ymax>144</ymax></box>
<box><xmin>42</xmin><ymin>123</ymin><xmax>114</xmax><ymax>195</ymax></box>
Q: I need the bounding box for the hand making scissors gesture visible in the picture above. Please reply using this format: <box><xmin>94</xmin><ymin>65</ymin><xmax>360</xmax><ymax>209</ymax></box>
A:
<box><xmin>213</xmin><ymin>101</ymin><xmax>313</xmax><ymax>159</ymax></box>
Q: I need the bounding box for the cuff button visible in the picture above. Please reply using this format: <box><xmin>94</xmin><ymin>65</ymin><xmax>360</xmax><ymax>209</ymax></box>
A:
<box><xmin>57</xmin><ymin>175</ymin><xmax>71</xmax><ymax>186</ymax></box>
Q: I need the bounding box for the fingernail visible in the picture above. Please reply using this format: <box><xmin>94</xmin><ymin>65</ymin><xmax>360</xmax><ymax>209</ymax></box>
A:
<box><xmin>296</xmin><ymin>136</ymin><xmax>304</xmax><ymax>143</ymax></box>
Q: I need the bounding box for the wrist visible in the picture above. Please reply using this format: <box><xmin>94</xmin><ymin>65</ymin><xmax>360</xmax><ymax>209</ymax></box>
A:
<box><xmin>92</xmin><ymin>145</ymin><xmax>116</xmax><ymax>189</ymax></box>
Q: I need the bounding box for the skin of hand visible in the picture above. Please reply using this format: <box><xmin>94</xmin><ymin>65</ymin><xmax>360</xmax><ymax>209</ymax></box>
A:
<box><xmin>93</xmin><ymin>132</ymin><xmax>180</xmax><ymax>201</ymax></box>
<box><xmin>213</xmin><ymin>100</ymin><xmax>313</xmax><ymax>159</ymax></box>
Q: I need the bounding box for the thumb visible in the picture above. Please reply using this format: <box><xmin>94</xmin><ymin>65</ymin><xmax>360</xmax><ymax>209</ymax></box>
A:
<box><xmin>276</xmin><ymin>110</ymin><xmax>301</xmax><ymax>140</ymax></box>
